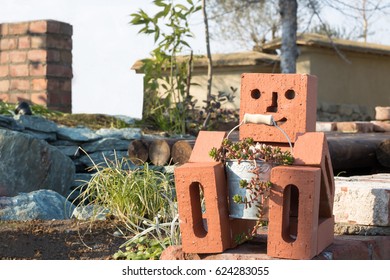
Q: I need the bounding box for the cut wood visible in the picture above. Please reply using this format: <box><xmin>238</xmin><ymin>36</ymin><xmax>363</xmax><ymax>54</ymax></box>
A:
<box><xmin>148</xmin><ymin>139</ymin><xmax>171</xmax><ymax>166</ymax></box>
<box><xmin>127</xmin><ymin>140</ymin><xmax>148</xmax><ymax>165</ymax></box>
<box><xmin>326</xmin><ymin>133</ymin><xmax>390</xmax><ymax>171</ymax></box>
<box><xmin>171</xmin><ymin>140</ymin><xmax>193</xmax><ymax>165</ymax></box>
<box><xmin>376</xmin><ymin>139</ymin><xmax>390</xmax><ymax>167</ymax></box>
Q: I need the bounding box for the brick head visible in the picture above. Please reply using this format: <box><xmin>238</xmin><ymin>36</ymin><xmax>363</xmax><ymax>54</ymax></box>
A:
<box><xmin>239</xmin><ymin>73</ymin><xmax>317</xmax><ymax>143</ymax></box>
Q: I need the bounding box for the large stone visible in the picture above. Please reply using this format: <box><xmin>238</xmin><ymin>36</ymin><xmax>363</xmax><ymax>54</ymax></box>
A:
<box><xmin>0</xmin><ymin>129</ymin><xmax>75</xmax><ymax>197</ymax></box>
<box><xmin>57</xmin><ymin>126</ymin><xmax>101</xmax><ymax>142</ymax></box>
<box><xmin>81</xmin><ymin>137</ymin><xmax>131</xmax><ymax>153</ymax></box>
<box><xmin>13</xmin><ymin>115</ymin><xmax>58</xmax><ymax>133</ymax></box>
<box><xmin>78</xmin><ymin>150</ymin><xmax>131</xmax><ymax>168</ymax></box>
<box><xmin>334</xmin><ymin>174</ymin><xmax>390</xmax><ymax>226</ymax></box>
<box><xmin>0</xmin><ymin>115</ymin><xmax>24</xmax><ymax>131</ymax></box>
<box><xmin>95</xmin><ymin>128</ymin><xmax>142</xmax><ymax>140</ymax></box>
<box><xmin>0</xmin><ymin>189</ymin><xmax>75</xmax><ymax>220</ymax></box>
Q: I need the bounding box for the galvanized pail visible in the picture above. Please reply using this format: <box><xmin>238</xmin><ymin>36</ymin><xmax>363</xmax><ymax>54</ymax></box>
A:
<box><xmin>225</xmin><ymin>160</ymin><xmax>272</xmax><ymax>220</ymax></box>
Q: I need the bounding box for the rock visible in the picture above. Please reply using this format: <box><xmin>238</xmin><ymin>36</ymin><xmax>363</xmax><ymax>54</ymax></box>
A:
<box><xmin>81</xmin><ymin>137</ymin><xmax>131</xmax><ymax>153</ymax></box>
<box><xmin>72</xmin><ymin>205</ymin><xmax>110</xmax><ymax>221</ymax></box>
<box><xmin>334</xmin><ymin>174</ymin><xmax>390</xmax><ymax>226</ymax></box>
<box><xmin>0</xmin><ymin>115</ymin><xmax>24</xmax><ymax>131</ymax></box>
<box><xmin>78</xmin><ymin>150</ymin><xmax>131</xmax><ymax>168</ymax></box>
<box><xmin>54</xmin><ymin>145</ymin><xmax>81</xmax><ymax>157</ymax></box>
<box><xmin>57</xmin><ymin>126</ymin><xmax>101</xmax><ymax>142</ymax></box>
<box><xmin>13</xmin><ymin>115</ymin><xmax>58</xmax><ymax>133</ymax></box>
<box><xmin>0</xmin><ymin>189</ymin><xmax>75</xmax><ymax>220</ymax></box>
<box><xmin>23</xmin><ymin>130</ymin><xmax>57</xmax><ymax>141</ymax></box>
<box><xmin>95</xmin><ymin>128</ymin><xmax>142</xmax><ymax>140</ymax></box>
<box><xmin>0</xmin><ymin>129</ymin><xmax>75</xmax><ymax>197</ymax></box>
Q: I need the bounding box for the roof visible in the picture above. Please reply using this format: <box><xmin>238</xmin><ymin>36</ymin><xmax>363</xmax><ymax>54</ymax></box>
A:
<box><xmin>131</xmin><ymin>51</ymin><xmax>279</xmax><ymax>73</ymax></box>
<box><xmin>263</xmin><ymin>33</ymin><xmax>390</xmax><ymax>57</ymax></box>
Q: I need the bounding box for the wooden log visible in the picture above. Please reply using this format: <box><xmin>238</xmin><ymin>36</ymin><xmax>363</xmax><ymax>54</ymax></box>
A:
<box><xmin>171</xmin><ymin>140</ymin><xmax>193</xmax><ymax>165</ymax></box>
<box><xmin>376</xmin><ymin>139</ymin><xmax>390</xmax><ymax>167</ymax></box>
<box><xmin>326</xmin><ymin>133</ymin><xmax>390</xmax><ymax>171</ymax></box>
<box><xmin>127</xmin><ymin>140</ymin><xmax>148</xmax><ymax>165</ymax></box>
<box><xmin>148</xmin><ymin>139</ymin><xmax>171</xmax><ymax>166</ymax></box>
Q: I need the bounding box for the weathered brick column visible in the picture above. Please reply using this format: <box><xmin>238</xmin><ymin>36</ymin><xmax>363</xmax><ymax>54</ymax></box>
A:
<box><xmin>0</xmin><ymin>20</ymin><xmax>72</xmax><ymax>112</ymax></box>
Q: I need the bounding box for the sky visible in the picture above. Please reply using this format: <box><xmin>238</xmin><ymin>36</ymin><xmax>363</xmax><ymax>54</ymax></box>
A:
<box><xmin>0</xmin><ymin>0</ymin><xmax>389</xmax><ymax>119</ymax></box>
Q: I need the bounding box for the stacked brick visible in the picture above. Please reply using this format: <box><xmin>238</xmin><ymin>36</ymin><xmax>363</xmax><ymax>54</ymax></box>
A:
<box><xmin>372</xmin><ymin>106</ymin><xmax>390</xmax><ymax>132</ymax></box>
<box><xmin>0</xmin><ymin>20</ymin><xmax>72</xmax><ymax>112</ymax></box>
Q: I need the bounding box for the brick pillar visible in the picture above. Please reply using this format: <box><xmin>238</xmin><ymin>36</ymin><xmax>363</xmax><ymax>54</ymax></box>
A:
<box><xmin>0</xmin><ymin>20</ymin><xmax>72</xmax><ymax>113</ymax></box>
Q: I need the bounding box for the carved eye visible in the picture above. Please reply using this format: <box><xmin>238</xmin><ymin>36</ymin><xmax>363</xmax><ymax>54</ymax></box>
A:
<box><xmin>251</xmin><ymin>89</ymin><xmax>261</xmax><ymax>99</ymax></box>
<box><xmin>285</xmin><ymin>89</ymin><xmax>295</xmax><ymax>100</ymax></box>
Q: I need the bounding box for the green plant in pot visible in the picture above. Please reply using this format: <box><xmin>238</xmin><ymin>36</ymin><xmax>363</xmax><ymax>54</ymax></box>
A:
<box><xmin>209</xmin><ymin>137</ymin><xmax>294</xmax><ymax>237</ymax></box>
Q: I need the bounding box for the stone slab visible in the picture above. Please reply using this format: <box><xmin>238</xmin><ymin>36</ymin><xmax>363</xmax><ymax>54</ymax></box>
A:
<box><xmin>334</xmin><ymin>174</ymin><xmax>390</xmax><ymax>226</ymax></box>
<box><xmin>160</xmin><ymin>235</ymin><xmax>390</xmax><ymax>260</ymax></box>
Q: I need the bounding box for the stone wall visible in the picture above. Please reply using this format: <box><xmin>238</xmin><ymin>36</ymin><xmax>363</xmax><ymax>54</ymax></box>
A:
<box><xmin>317</xmin><ymin>101</ymin><xmax>372</xmax><ymax>122</ymax></box>
<box><xmin>0</xmin><ymin>20</ymin><xmax>72</xmax><ymax>112</ymax></box>
<box><xmin>0</xmin><ymin>114</ymin><xmax>142</xmax><ymax>200</ymax></box>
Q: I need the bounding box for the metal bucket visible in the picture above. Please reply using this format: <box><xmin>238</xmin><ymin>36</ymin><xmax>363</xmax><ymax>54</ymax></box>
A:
<box><xmin>225</xmin><ymin>160</ymin><xmax>272</xmax><ymax>220</ymax></box>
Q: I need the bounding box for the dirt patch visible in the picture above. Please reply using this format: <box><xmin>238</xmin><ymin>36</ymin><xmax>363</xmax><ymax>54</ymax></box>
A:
<box><xmin>0</xmin><ymin>219</ymin><xmax>128</xmax><ymax>260</ymax></box>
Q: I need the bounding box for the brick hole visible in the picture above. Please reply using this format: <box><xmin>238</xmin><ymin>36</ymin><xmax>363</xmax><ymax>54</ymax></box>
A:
<box><xmin>282</xmin><ymin>184</ymin><xmax>299</xmax><ymax>243</ymax></box>
<box><xmin>285</xmin><ymin>89</ymin><xmax>295</xmax><ymax>100</ymax></box>
<box><xmin>324</xmin><ymin>155</ymin><xmax>333</xmax><ymax>196</ymax></box>
<box><xmin>266</xmin><ymin>92</ymin><xmax>278</xmax><ymax>113</ymax></box>
<box><xmin>250</xmin><ymin>89</ymin><xmax>261</xmax><ymax>99</ymax></box>
<box><xmin>189</xmin><ymin>182</ymin><xmax>208</xmax><ymax>238</ymax></box>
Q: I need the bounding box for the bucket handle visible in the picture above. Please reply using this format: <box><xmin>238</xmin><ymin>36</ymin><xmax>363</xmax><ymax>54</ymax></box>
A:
<box><xmin>226</xmin><ymin>113</ymin><xmax>293</xmax><ymax>154</ymax></box>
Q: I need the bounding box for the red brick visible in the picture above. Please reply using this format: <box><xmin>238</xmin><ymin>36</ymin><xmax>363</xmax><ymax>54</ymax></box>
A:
<box><xmin>60</xmin><ymin>80</ymin><xmax>71</xmax><ymax>91</ymax></box>
<box><xmin>29</xmin><ymin>21</ymin><xmax>48</xmax><ymax>34</ymax></box>
<box><xmin>8</xmin><ymin>93</ymin><xmax>30</xmax><ymax>103</ymax></box>
<box><xmin>31</xmin><ymin>79</ymin><xmax>48</xmax><ymax>91</ymax></box>
<box><xmin>175</xmin><ymin>162</ymin><xmax>231</xmax><ymax>253</ymax></box>
<box><xmin>0</xmin><ymin>38</ymin><xmax>17</xmax><ymax>50</ymax></box>
<box><xmin>239</xmin><ymin>73</ymin><xmax>317</xmax><ymax>143</ymax></box>
<box><xmin>31</xmin><ymin>36</ymin><xmax>46</xmax><ymax>49</ymax></box>
<box><xmin>0</xmin><ymin>94</ymin><xmax>10</xmax><ymax>102</ymax></box>
<box><xmin>47</xmin><ymin>50</ymin><xmax>61</xmax><ymax>62</ymax></box>
<box><xmin>47</xmin><ymin>64</ymin><xmax>72</xmax><ymax>78</ymax></box>
<box><xmin>293</xmin><ymin>132</ymin><xmax>335</xmax><ymax>218</ymax></box>
<box><xmin>10</xmin><ymin>79</ymin><xmax>30</xmax><ymax>91</ymax></box>
<box><xmin>336</xmin><ymin>122</ymin><xmax>374</xmax><ymax>133</ymax></box>
<box><xmin>268</xmin><ymin>166</ymin><xmax>333</xmax><ymax>259</ymax></box>
<box><xmin>0</xmin><ymin>23</ymin><xmax>9</xmax><ymax>35</ymax></box>
<box><xmin>189</xmin><ymin>131</ymin><xmax>227</xmax><ymax>162</ymax></box>
<box><xmin>0</xmin><ymin>52</ymin><xmax>9</xmax><ymax>64</ymax></box>
<box><xmin>8</xmin><ymin>22</ymin><xmax>29</xmax><ymax>35</ymax></box>
<box><xmin>18</xmin><ymin>36</ymin><xmax>30</xmax><ymax>49</ymax></box>
<box><xmin>60</xmin><ymin>51</ymin><xmax>72</xmax><ymax>65</ymax></box>
<box><xmin>9</xmin><ymin>51</ymin><xmax>27</xmax><ymax>63</ymax></box>
<box><xmin>10</xmin><ymin>64</ymin><xmax>29</xmax><ymax>77</ymax></box>
<box><xmin>27</xmin><ymin>49</ymin><xmax>47</xmax><ymax>62</ymax></box>
<box><xmin>0</xmin><ymin>80</ymin><xmax>9</xmax><ymax>92</ymax></box>
<box><xmin>375</xmin><ymin>106</ymin><xmax>390</xmax><ymax>121</ymax></box>
<box><xmin>0</xmin><ymin>65</ymin><xmax>8</xmax><ymax>77</ymax></box>
<box><xmin>29</xmin><ymin>63</ymin><xmax>47</xmax><ymax>76</ymax></box>
<box><xmin>30</xmin><ymin>92</ymin><xmax>48</xmax><ymax>106</ymax></box>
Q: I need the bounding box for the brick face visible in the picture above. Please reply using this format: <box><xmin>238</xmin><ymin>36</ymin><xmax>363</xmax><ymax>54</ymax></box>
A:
<box><xmin>27</xmin><ymin>49</ymin><xmax>47</xmax><ymax>61</ymax></box>
<box><xmin>10</xmin><ymin>64</ymin><xmax>29</xmax><ymax>77</ymax></box>
<box><xmin>0</xmin><ymin>80</ymin><xmax>9</xmax><ymax>92</ymax></box>
<box><xmin>10</xmin><ymin>79</ymin><xmax>30</xmax><ymax>91</ymax></box>
<box><xmin>0</xmin><ymin>20</ymin><xmax>72</xmax><ymax>113</ymax></box>
<box><xmin>9</xmin><ymin>51</ymin><xmax>27</xmax><ymax>63</ymax></box>
<box><xmin>8</xmin><ymin>23</ymin><xmax>29</xmax><ymax>35</ymax></box>
<box><xmin>0</xmin><ymin>65</ymin><xmax>8</xmax><ymax>77</ymax></box>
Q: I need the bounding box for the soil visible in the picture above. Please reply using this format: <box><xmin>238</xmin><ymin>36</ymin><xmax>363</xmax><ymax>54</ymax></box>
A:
<box><xmin>0</xmin><ymin>219</ymin><xmax>128</xmax><ymax>260</ymax></box>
